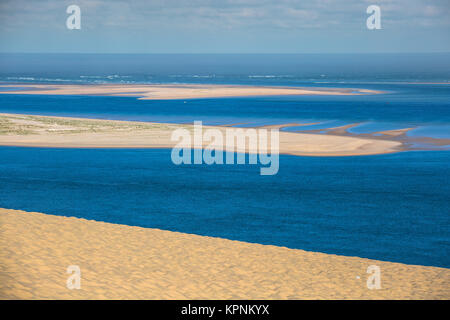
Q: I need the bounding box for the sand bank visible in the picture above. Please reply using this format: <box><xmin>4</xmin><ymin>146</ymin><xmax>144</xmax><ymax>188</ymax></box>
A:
<box><xmin>0</xmin><ymin>84</ymin><xmax>381</xmax><ymax>100</ymax></box>
<box><xmin>0</xmin><ymin>208</ymin><xmax>448</xmax><ymax>299</ymax></box>
<box><xmin>0</xmin><ymin>113</ymin><xmax>403</xmax><ymax>156</ymax></box>
<box><xmin>295</xmin><ymin>123</ymin><xmax>450</xmax><ymax>150</ymax></box>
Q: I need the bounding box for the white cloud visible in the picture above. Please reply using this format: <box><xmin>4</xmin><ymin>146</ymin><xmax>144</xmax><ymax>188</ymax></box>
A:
<box><xmin>0</xmin><ymin>0</ymin><xmax>449</xmax><ymax>53</ymax></box>
<box><xmin>1</xmin><ymin>0</ymin><xmax>449</xmax><ymax>31</ymax></box>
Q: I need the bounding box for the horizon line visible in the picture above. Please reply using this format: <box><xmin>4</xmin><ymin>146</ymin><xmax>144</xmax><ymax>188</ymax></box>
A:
<box><xmin>1</xmin><ymin>52</ymin><xmax>450</xmax><ymax>55</ymax></box>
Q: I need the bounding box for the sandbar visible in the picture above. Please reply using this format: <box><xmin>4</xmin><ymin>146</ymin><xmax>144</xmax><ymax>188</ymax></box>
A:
<box><xmin>0</xmin><ymin>83</ymin><xmax>382</xmax><ymax>100</ymax></box>
<box><xmin>0</xmin><ymin>113</ymin><xmax>403</xmax><ymax>156</ymax></box>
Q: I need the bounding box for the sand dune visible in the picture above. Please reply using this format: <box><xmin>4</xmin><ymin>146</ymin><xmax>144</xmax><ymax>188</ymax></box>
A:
<box><xmin>0</xmin><ymin>208</ymin><xmax>448</xmax><ymax>299</ymax></box>
<box><xmin>0</xmin><ymin>113</ymin><xmax>403</xmax><ymax>156</ymax></box>
<box><xmin>0</xmin><ymin>84</ymin><xmax>381</xmax><ymax>100</ymax></box>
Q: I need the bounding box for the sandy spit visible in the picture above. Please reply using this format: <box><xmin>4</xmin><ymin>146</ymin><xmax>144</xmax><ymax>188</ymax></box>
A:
<box><xmin>0</xmin><ymin>84</ymin><xmax>382</xmax><ymax>100</ymax></box>
<box><xmin>0</xmin><ymin>208</ymin><xmax>449</xmax><ymax>300</ymax></box>
<box><xmin>0</xmin><ymin>113</ymin><xmax>403</xmax><ymax>156</ymax></box>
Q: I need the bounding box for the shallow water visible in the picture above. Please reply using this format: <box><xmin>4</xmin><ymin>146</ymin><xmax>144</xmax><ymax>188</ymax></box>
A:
<box><xmin>347</xmin><ymin>122</ymin><xmax>409</xmax><ymax>134</ymax></box>
<box><xmin>407</xmin><ymin>125</ymin><xmax>450</xmax><ymax>139</ymax></box>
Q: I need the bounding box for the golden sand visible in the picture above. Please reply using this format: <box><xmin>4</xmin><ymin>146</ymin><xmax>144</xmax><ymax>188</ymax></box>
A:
<box><xmin>0</xmin><ymin>84</ymin><xmax>381</xmax><ymax>100</ymax></box>
<box><xmin>0</xmin><ymin>113</ymin><xmax>403</xmax><ymax>156</ymax></box>
<box><xmin>0</xmin><ymin>208</ymin><xmax>448</xmax><ymax>299</ymax></box>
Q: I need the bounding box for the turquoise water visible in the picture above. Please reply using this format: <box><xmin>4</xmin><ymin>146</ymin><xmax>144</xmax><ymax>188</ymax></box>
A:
<box><xmin>0</xmin><ymin>147</ymin><xmax>448</xmax><ymax>268</ymax></box>
<box><xmin>348</xmin><ymin>122</ymin><xmax>410</xmax><ymax>134</ymax></box>
<box><xmin>408</xmin><ymin>125</ymin><xmax>450</xmax><ymax>139</ymax></box>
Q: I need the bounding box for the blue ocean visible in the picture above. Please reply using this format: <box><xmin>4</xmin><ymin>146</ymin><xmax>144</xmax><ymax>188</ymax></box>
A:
<box><xmin>0</xmin><ymin>54</ymin><xmax>449</xmax><ymax>267</ymax></box>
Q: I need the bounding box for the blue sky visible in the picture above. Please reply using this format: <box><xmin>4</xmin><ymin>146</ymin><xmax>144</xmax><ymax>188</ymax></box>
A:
<box><xmin>0</xmin><ymin>0</ymin><xmax>449</xmax><ymax>53</ymax></box>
